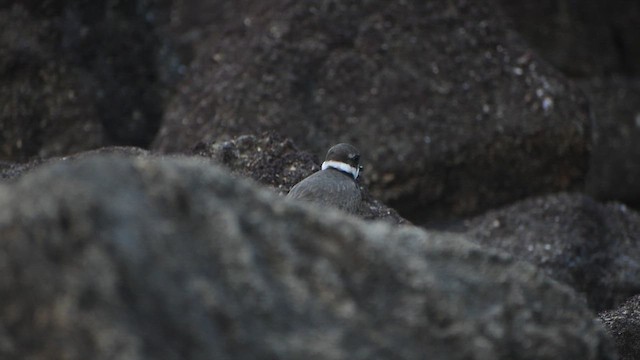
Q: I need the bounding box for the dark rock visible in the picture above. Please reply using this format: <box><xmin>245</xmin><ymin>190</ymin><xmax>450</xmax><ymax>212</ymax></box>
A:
<box><xmin>153</xmin><ymin>0</ymin><xmax>591</xmax><ymax>224</ymax></box>
<box><xmin>0</xmin><ymin>1</ymin><xmax>179</xmax><ymax>161</ymax></box>
<box><xmin>600</xmin><ymin>294</ymin><xmax>640</xmax><ymax>360</ymax></box>
<box><xmin>192</xmin><ymin>132</ymin><xmax>408</xmax><ymax>224</ymax></box>
<box><xmin>463</xmin><ymin>192</ymin><xmax>640</xmax><ymax>311</ymax></box>
<box><xmin>582</xmin><ymin>77</ymin><xmax>640</xmax><ymax>208</ymax></box>
<box><xmin>0</xmin><ymin>155</ymin><xmax>616</xmax><ymax>359</ymax></box>
<box><xmin>498</xmin><ymin>0</ymin><xmax>640</xmax><ymax>77</ymax></box>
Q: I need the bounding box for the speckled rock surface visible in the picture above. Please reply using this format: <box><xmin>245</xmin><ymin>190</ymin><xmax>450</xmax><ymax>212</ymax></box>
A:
<box><xmin>153</xmin><ymin>0</ymin><xmax>591</xmax><ymax>223</ymax></box>
<box><xmin>600</xmin><ymin>294</ymin><xmax>640</xmax><ymax>360</ymax></box>
<box><xmin>463</xmin><ymin>192</ymin><xmax>640</xmax><ymax>311</ymax></box>
<box><xmin>0</xmin><ymin>155</ymin><xmax>616</xmax><ymax>359</ymax></box>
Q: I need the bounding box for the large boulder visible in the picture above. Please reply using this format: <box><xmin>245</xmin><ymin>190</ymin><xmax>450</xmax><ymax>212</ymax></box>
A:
<box><xmin>463</xmin><ymin>192</ymin><xmax>640</xmax><ymax>311</ymax></box>
<box><xmin>0</xmin><ymin>155</ymin><xmax>615</xmax><ymax>359</ymax></box>
<box><xmin>600</xmin><ymin>294</ymin><xmax>640</xmax><ymax>360</ymax></box>
<box><xmin>153</xmin><ymin>0</ymin><xmax>591</xmax><ymax>223</ymax></box>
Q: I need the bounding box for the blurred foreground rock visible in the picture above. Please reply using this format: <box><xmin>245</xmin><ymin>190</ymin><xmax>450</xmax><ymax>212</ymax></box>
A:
<box><xmin>464</xmin><ymin>192</ymin><xmax>640</xmax><ymax>311</ymax></box>
<box><xmin>0</xmin><ymin>155</ymin><xmax>615</xmax><ymax>359</ymax></box>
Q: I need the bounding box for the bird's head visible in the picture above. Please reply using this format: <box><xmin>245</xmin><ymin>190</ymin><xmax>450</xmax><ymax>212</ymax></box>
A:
<box><xmin>321</xmin><ymin>143</ymin><xmax>362</xmax><ymax>180</ymax></box>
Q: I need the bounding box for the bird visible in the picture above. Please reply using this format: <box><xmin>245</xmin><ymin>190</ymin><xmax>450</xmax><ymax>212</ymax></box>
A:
<box><xmin>286</xmin><ymin>143</ymin><xmax>363</xmax><ymax>214</ymax></box>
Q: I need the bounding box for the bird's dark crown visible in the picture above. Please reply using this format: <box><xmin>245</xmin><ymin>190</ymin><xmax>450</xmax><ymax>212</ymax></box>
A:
<box><xmin>322</xmin><ymin>143</ymin><xmax>362</xmax><ymax>180</ymax></box>
<box><xmin>324</xmin><ymin>143</ymin><xmax>361</xmax><ymax>169</ymax></box>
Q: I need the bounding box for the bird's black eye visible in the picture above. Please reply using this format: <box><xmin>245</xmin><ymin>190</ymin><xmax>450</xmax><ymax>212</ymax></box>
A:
<box><xmin>351</xmin><ymin>154</ymin><xmax>360</xmax><ymax>163</ymax></box>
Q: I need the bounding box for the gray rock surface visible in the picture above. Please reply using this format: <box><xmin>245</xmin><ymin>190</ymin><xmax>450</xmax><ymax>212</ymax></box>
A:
<box><xmin>0</xmin><ymin>155</ymin><xmax>615</xmax><ymax>359</ymax></box>
<box><xmin>153</xmin><ymin>0</ymin><xmax>591</xmax><ymax>223</ymax></box>
<box><xmin>600</xmin><ymin>294</ymin><xmax>640</xmax><ymax>360</ymax></box>
<box><xmin>463</xmin><ymin>192</ymin><xmax>640</xmax><ymax>311</ymax></box>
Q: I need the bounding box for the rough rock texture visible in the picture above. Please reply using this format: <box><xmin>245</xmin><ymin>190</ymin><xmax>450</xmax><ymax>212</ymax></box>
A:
<box><xmin>192</xmin><ymin>133</ymin><xmax>408</xmax><ymax>224</ymax></box>
<box><xmin>0</xmin><ymin>1</ymin><xmax>179</xmax><ymax>161</ymax></box>
<box><xmin>153</xmin><ymin>0</ymin><xmax>591</xmax><ymax>223</ymax></box>
<box><xmin>463</xmin><ymin>192</ymin><xmax>640</xmax><ymax>311</ymax></box>
<box><xmin>582</xmin><ymin>77</ymin><xmax>640</xmax><ymax>207</ymax></box>
<box><xmin>600</xmin><ymin>294</ymin><xmax>640</xmax><ymax>360</ymax></box>
<box><xmin>498</xmin><ymin>0</ymin><xmax>640</xmax><ymax>77</ymax></box>
<box><xmin>0</xmin><ymin>156</ymin><xmax>615</xmax><ymax>359</ymax></box>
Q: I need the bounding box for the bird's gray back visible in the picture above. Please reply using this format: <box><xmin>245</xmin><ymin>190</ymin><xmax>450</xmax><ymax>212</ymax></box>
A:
<box><xmin>286</xmin><ymin>169</ymin><xmax>361</xmax><ymax>214</ymax></box>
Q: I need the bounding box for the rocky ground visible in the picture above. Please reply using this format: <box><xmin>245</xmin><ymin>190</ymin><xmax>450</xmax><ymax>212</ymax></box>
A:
<box><xmin>1</xmin><ymin>0</ymin><xmax>639</xmax><ymax>359</ymax></box>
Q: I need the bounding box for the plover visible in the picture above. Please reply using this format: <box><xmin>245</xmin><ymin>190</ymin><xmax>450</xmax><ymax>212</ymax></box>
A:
<box><xmin>286</xmin><ymin>143</ymin><xmax>363</xmax><ymax>214</ymax></box>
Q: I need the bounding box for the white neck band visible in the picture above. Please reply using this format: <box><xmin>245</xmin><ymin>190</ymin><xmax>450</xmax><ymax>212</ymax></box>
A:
<box><xmin>322</xmin><ymin>160</ymin><xmax>359</xmax><ymax>180</ymax></box>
